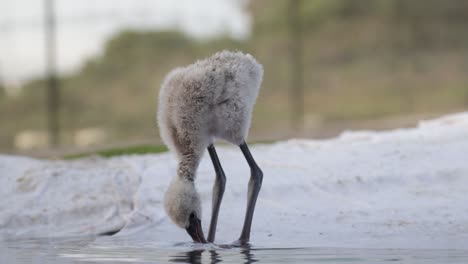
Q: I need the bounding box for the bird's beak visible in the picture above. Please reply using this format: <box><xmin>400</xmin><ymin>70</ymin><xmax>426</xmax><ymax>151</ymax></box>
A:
<box><xmin>186</xmin><ymin>216</ymin><xmax>207</xmax><ymax>243</ymax></box>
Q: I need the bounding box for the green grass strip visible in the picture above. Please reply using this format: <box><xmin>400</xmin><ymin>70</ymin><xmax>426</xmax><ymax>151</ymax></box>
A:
<box><xmin>65</xmin><ymin>144</ymin><xmax>168</xmax><ymax>159</ymax></box>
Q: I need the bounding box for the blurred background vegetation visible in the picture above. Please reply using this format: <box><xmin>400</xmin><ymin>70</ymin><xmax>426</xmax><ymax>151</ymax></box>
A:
<box><xmin>1</xmin><ymin>0</ymin><xmax>468</xmax><ymax>156</ymax></box>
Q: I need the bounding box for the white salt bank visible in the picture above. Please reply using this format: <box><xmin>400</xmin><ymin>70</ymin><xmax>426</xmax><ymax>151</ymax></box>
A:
<box><xmin>1</xmin><ymin>112</ymin><xmax>467</xmax><ymax>249</ymax></box>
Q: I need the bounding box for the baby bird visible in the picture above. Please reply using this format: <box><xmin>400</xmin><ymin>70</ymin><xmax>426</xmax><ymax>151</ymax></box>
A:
<box><xmin>157</xmin><ymin>50</ymin><xmax>264</xmax><ymax>245</ymax></box>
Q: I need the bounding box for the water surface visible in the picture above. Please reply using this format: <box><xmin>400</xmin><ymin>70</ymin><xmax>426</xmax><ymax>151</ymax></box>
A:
<box><xmin>1</xmin><ymin>237</ymin><xmax>467</xmax><ymax>264</ymax></box>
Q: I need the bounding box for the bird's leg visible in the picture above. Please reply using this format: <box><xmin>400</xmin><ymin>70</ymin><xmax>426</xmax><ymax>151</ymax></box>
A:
<box><xmin>236</xmin><ymin>142</ymin><xmax>263</xmax><ymax>245</ymax></box>
<box><xmin>207</xmin><ymin>144</ymin><xmax>226</xmax><ymax>243</ymax></box>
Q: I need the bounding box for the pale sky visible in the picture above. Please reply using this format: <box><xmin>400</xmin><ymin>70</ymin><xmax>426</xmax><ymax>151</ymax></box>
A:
<box><xmin>0</xmin><ymin>0</ymin><xmax>251</xmax><ymax>87</ymax></box>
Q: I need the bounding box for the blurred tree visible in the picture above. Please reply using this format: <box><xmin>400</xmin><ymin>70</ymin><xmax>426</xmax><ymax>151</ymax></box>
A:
<box><xmin>2</xmin><ymin>0</ymin><xmax>468</xmax><ymax>151</ymax></box>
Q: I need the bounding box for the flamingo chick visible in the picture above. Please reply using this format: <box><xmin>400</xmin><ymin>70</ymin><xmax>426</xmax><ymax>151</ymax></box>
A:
<box><xmin>157</xmin><ymin>50</ymin><xmax>264</xmax><ymax>245</ymax></box>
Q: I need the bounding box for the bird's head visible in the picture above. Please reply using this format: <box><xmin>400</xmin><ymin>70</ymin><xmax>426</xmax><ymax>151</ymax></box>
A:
<box><xmin>164</xmin><ymin>178</ymin><xmax>207</xmax><ymax>243</ymax></box>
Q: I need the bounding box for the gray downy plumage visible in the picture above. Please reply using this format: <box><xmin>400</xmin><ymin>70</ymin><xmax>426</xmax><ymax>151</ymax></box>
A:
<box><xmin>157</xmin><ymin>50</ymin><xmax>263</xmax><ymax>238</ymax></box>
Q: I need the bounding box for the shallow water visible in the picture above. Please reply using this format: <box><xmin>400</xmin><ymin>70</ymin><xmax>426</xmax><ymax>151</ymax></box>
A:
<box><xmin>1</xmin><ymin>237</ymin><xmax>467</xmax><ymax>264</ymax></box>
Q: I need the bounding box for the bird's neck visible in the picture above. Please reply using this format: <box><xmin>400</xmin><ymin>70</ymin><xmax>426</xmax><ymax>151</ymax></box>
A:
<box><xmin>177</xmin><ymin>154</ymin><xmax>200</xmax><ymax>181</ymax></box>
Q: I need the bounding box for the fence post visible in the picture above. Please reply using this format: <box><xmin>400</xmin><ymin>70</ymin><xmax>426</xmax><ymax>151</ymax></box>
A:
<box><xmin>289</xmin><ymin>0</ymin><xmax>304</xmax><ymax>133</ymax></box>
<box><xmin>44</xmin><ymin>0</ymin><xmax>60</xmax><ymax>147</ymax></box>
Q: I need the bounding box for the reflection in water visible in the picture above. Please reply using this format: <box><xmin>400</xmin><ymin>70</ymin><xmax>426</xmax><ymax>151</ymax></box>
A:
<box><xmin>2</xmin><ymin>237</ymin><xmax>468</xmax><ymax>264</ymax></box>
<box><xmin>209</xmin><ymin>250</ymin><xmax>222</xmax><ymax>264</ymax></box>
<box><xmin>240</xmin><ymin>247</ymin><xmax>258</xmax><ymax>264</ymax></box>
<box><xmin>169</xmin><ymin>249</ymin><xmax>203</xmax><ymax>263</ymax></box>
<box><xmin>169</xmin><ymin>246</ymin><xmax>257</xmax><ymax>264</ymax></box>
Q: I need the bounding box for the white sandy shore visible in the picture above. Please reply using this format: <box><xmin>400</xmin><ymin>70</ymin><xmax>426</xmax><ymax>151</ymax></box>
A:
<box><xmin>1</xmin><ymin>112</ymin><xmax>468</xmax><ymax>249</ymax></box>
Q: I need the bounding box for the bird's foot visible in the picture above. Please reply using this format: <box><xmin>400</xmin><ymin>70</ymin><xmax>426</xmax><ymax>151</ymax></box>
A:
<box><xmin>230</xmin><ymin>239</ymin><xmax>251</xmax><ymax>248</ymax></box>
